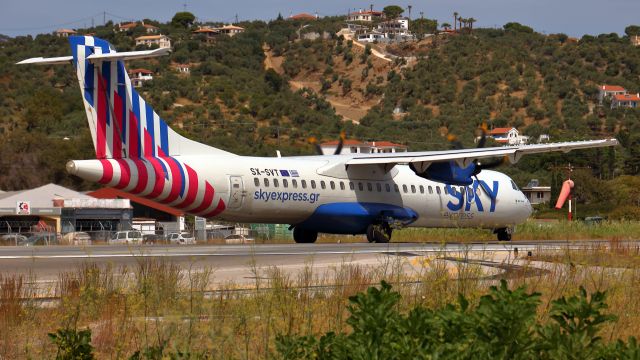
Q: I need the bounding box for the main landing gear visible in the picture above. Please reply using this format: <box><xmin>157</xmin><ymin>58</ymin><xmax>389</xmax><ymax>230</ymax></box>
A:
<box><xmin>366</xmin><ymin>223</ymin><xmax>392</xmax><ymax>243</ymax></box>
<box><xmin>293</xmin><ymin>227</ymin><xmax>318</xmax><ymax>243</ymax></box>
<box><xmin>495</xmin><ymin>227</ymin><xmax>512</xmax><ymax>241</ymax></box>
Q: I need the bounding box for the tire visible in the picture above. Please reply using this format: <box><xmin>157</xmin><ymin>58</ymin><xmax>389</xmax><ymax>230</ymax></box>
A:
<box><xmin>293</xmin><ymin>227</ymin><xmax>318</xmax><ymax>243</ymax></box>
<box><xmin>366</xmin><ymin>224</ymin><xmax>391</xmax><ymax>243</ymax></box>
<box><xmin>496</xmin><ymin>228</ymin><xmax>512</xmax><ymax>241</ymax></box>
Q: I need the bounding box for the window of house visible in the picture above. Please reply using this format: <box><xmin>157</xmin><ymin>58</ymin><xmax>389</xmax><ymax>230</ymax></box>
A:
<box><xmin>254</xmin><ymin>178</ymin><xmax>259</xmax><ymax>187</ymax></box>
<box><xmin>264</xmin><ymin>178</ymin><xmax>269</xmax><ymax>187</ymax></box>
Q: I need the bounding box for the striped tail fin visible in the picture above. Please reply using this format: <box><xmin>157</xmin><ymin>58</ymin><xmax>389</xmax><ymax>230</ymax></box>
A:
<box><xmin>69</xmin><ymin>36</ymin><xmax>232</xmax><ymax>159</ymax></box>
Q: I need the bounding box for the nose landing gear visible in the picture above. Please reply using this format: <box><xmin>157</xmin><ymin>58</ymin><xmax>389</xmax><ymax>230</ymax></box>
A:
<box><xmin>366</xmin><ymin>223</ymin><xmax>392</xmax><ymax>243</ymax></box>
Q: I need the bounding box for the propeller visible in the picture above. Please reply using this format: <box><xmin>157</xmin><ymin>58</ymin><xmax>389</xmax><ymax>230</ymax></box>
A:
<box><xmin>309</xmin><ymin>131</ymin><xmax>346</xmax><ymax>155</ymax></box>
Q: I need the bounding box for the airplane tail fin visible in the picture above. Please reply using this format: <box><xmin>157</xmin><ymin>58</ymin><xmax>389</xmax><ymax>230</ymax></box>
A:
<box><xmin>20</xmin><ymin>36</ymin><xmax>233</xmax><ymax>159</ymax></box>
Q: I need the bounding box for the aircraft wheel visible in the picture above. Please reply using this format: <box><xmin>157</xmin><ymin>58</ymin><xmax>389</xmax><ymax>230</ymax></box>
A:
<box><xmin>496</xmin><ymin>228</ymin><xmax>512</xmax><ymax>241</ymax></box>
<box><xmin>366</xmin><ymin>224</ymin><xmax>391</xmax><ymax>243</ymax></box>
<box><xmin>293</xmin><ymin>227</ymin><xmax>318</xmax><ymax>243</ymax></box>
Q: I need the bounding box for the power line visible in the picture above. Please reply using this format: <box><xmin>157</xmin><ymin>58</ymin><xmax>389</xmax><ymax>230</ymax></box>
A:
<box><xmin>0</xmin><ymin>13</ymin><xmax>104</xmax><ymax>31</ymax></box>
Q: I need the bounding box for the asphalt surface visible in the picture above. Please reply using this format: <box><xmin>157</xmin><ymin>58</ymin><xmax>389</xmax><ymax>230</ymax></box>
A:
<box><xmin>0</xmin><ymin>240</ymin><xmax>633</xmax><ymax>280</ymax></box>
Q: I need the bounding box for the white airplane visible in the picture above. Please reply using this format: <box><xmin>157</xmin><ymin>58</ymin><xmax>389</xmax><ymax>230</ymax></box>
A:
<box><xmin>19</xmin><ymin>36</ymin><xmax>618</xmax><ymax>243</ymax></box>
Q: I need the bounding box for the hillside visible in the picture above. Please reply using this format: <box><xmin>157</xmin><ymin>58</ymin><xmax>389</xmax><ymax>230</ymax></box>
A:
<box><xmin>0</xmin><ymin>16</ymin><xmax>639</xmax><ymax>216</ymax></box>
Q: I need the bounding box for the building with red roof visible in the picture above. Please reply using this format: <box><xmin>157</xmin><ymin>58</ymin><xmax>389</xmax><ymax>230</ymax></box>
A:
<box><xmin>611</xmin><ymin>93</ymin><xmax>640</xmax><ymax>109</ymax></box>
<box><xmin>128</xmin><ymin>68</ymin><xmax>154</xmax><ymax>87</ymax></box>
<box><xmin>289</xmin><ymin>13</ymin><xmax>318</xmax><ymax>21</ymax></box>
<box><xmin>55</xmin><ymin>29</ymin><xmax>77</xmax><ymax>38</ymax></box>
<box><xmin>598</xmin><ymin>84</ymin><xmax>627</xmax><ymax>103</ymax></box>
<box><xmin>484</xmin><ymin>127</ymin><xmax>529</xmax><ymax>145</ymax></box>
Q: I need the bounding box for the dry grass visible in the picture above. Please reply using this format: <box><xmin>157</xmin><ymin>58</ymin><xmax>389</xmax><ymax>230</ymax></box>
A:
<box><xmin>1</xmin><ymin>243</ymin><xmax>640</xmax><ymax>358</ymax></box>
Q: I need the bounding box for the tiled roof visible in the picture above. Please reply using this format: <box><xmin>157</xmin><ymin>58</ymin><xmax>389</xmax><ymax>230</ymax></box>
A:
<box><xmin>56</xmin><ymin>29</ymin><xmax>77</xmax><ymax>34</ymax></box>
<box><xmin>321</xmin><ymin>139</ymin><xmax>367</xmax><ymax>146</ymax></box>
<box><xmin>613</xmin><ymin>94</ymin><xmax>640</xmax><ymax>101</ymax></box>
<box><xmin>489</xmin><ymin>127</ymin><xmax>514</xmax><ymax>135</ymax></box>
<box><xmin>193</xmin><ymin>27</ymin><xmax>219</xmax><ymax>33</ymax></box>
<box><xmin>135</xmin><ymin>35</ymin><xmax>166</xmax><ymax>40</ymax></box>
<box><xmin>601</xmin><ymin>85</ymin><xmax>626</xmax><ymax>92</ymax></box>
<box><xmin>289</xmin><ymin>13</ymin><xmax>317</xmax><ymax>20</ymax></box>
<box><xmin>129</xmin><ymin>68</ymin><xmax>153</xmax><ymax>74</ymax></box>
<box><xmin>369</xmin><ymin>141</ymin><xmax>406</xmax><ymax>148</ymax></box>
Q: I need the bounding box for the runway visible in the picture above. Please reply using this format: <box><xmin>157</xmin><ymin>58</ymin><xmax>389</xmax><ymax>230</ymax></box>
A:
<box><xmin>0</xmin><ymin>240</ymin><xmax>632</xmax><ymax>281</ymax></box>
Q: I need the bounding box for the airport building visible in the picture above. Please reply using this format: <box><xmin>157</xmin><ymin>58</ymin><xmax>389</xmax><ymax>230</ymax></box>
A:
<box><xmin>0</xmin><ymin>183</ymin><xmax>131</xmax><ymax>234</ymax></box>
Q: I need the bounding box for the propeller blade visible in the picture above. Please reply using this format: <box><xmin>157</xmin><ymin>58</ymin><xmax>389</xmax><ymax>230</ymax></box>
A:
<box><xmin>334</xmin><ymin>131</ymin><xmax>346</xmax><ymax>155</ymax></box>
<box><xmin>308</xmin><ymin>136</ymin><xmax>323</xmax><ymax>155</ymax></box>
<box><xmin>476</xmin><ymin>123</ymin><xmax>488</xmax><ymax>148</ymax></box>
<box><xmin>447</xmin><ymin>134</ymin><xmax>463</xmax><ymax>150</ymax></box>
<box><xmin>474</xmin><ymin>175</ymin><xmax>498</xmax><ymax>200</ymax></box>
<box><xmin>476</xmin><ymin>156</ymin><xmax>508</xmax><ymax>171</ymax></box>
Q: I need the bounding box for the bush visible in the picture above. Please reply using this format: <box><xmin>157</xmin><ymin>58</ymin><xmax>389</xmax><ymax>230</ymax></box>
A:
<box><xmin>277</xmin><ymin>280</ymin><xmax>640</xmax><ymax>359</ymax></box>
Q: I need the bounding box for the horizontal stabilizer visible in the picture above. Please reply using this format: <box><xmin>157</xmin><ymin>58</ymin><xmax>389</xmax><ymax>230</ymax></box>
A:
<box><xmin>17</xmin><ymin>48</ymin><xmax>170</xmax><ymax>66</ymax></box>
<box><xmin>16</xmin><ymin>56</ymin><xmax>73</xmax><ymax>65</ymax></box>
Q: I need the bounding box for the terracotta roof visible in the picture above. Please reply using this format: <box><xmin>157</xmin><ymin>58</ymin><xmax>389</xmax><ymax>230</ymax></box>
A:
<box><xmin>129</xmin><ymin>68</ymin><xmax>153</xmax><ymax>75</ymax></box>
<box><xmin>613</xmin><ymin>94</ymin><xmax>640</xmax><ymax>101</ymax></box>
<box><xmin>143</xmin><ymin>24</ymin><xmax>159</xmax><ymax>29</ymax></box>
<box><xmin>135</xmin><ymin>35</ymin><xmax>167</xmax><ymax>40</ymax></box>
<box><xmin>489</xmin><ymin>127</ymin><xmax>514</xmax><ymax>135</ymax></box>
<box><xmin>368</xmin><ymin>141</ymin><xmax>406</xmax><ymax>148</ymax></box>
<box><xmin>601</xmin><ymin>85</ymin><xmax>626</xmax><ymax>92</ymax></box>
<box><xmin>193</xmin><ymin>27</ymin><xmax>219</xmax><ymax>33</ymax></box>
<box><xmin>289</xmin><ymin>13</ymin><xmax>317</xmax><ymax>20</ymax></box>
<box><xmin>56</xmin><ymin>29</ymin><xmax>77</xmax><ymax>34</ymax></box>
<box><xmin>218</xmin><ymin>25</ymin><xmax>244</xmax><ymax>30</ymax></box>
<box><xmin>321</xmin><ymin>139</ymin><xmax>367</xmax><ymax>146</ymax></box>
<box><xmin>119</xmin><ymin>22</ymin><xmax>138</xmax><ymax>29</ymax></box>
<box><xmin>88</xmin><ymin>188</ymin><xmax>184</xmax><ymax>217</ymax></box>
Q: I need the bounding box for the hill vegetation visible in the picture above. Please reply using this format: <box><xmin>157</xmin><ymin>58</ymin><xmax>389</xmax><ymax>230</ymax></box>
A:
<box><xmin>0</xmin><ymin>14</ymin><xmax>639</xmax><ymax>216</ymax></box>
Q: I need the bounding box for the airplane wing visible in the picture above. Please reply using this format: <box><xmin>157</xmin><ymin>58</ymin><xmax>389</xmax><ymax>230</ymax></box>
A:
<box><xmin>345</xmin><ymin>138</ymin><xmax>618</xmax><ymax>172</ymax></box>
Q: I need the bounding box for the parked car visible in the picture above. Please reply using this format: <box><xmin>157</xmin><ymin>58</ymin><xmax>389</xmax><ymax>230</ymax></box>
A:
<box><xmin>0</xmin><ymin>234</ymin><xmax>28</xmax><ymax>246</ymax></box>
<box><xmin>224</xmin><ymin>234</ymin><xmax>255</xmax><ymax>244</ymax></box>
<box><xmin>63</xmin><ymin>232</ymin><xmax>92</xmax><ymax>245</ymax></box>
<box><xmin>167</xmin><ymin>232</ymin><xmax>196</xmax><ymax>245</ymax></box>
<box><xmin>24</xmin><ymin>232</ymin><xmax>59</xmax><ymax>246</ymax></box>
<box><xmin>108</xmin><ymin>231</ymin><xmax>143</xmax><ymax>244</ymax></box>
<box><xmin>142</xmin><ymin>234</ymin><xmax>165</xmax><ymax>244</ymax></box>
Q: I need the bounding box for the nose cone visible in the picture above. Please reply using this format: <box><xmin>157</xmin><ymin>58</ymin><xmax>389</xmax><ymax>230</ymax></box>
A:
<box><xmin>523</xmin><ymin>194</ymin><xmax>533</xmax><ymax>219</ymax></box>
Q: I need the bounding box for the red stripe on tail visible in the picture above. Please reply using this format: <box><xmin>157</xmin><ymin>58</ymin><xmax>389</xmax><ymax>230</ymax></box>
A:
<box><xmin>131</xmin><ymin>159</ymin><xmax>148</xmax><ymax>194</ymax></box>
<box><xmin>98</xmin><ymin>159</ymin><xmax>114</xmax><ymax>184</ymax></box>
<box><xmin>114</xmin><ymin>159</ymin><xmax>131</xmax><ymax>189</ymax></box>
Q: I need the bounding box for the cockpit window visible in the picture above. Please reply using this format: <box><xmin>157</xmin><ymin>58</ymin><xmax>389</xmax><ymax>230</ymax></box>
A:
<box><xmin>511</xmin><ymin>180</ymin><xmax>519</xmax><ymax>191</ymax></box>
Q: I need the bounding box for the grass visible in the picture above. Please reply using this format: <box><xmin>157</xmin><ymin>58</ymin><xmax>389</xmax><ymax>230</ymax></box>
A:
<box><xmin>1</xmin><ymin>242</ymin><xmax>640</xmax><ymax>358</ymax></box>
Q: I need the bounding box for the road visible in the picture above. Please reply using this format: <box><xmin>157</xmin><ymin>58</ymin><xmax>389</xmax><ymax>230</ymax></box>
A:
<box><xmin>0</xmin><ymin>240</ymin><xmax>630</xmax><ymax>282</ymax></box>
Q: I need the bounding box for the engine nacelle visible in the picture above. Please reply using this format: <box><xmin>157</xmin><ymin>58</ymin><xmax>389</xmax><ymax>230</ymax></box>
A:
<box><xmin>409</xmin><ymin>161</ymin><xmax>476</xmax><ymax>186</ymax></box>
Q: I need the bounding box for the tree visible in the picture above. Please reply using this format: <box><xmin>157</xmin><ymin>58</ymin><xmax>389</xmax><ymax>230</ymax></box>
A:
<box><xmin>441</xmin><ymin>22</ymin><xmax>451</xmax><ymax>31</ymax></box>
<box><xmin>383</xmin><ymin>5</ymin><xmax>404</xmax><ymax>20</ymax></box>
<box><xmin>625</xmin><ymin>25</ymin><xmax>640</xmax><ymax>37</ymax></box>
<box><xmin>411</xmin><ymin>18</ymin><xmax>438</xmax><ymax>38</ymax></box>
<box><xmin>503</xmin><ymin>22</ymin><xmax>534</xmax><ymax>33</ymax></box>
<box><xmin>468</xmin><ymin>17</ymin><xmax>477</xmax><ymax>32</ymax></box>
<box><xmin>453</xmin><ymin>11</ymin><xmax>458</xmax><ymax>31</ymax></box>
<box><xmin>171</xmin><ymin>12</ymin><xmax>195</xmax><ymax>28</ymax></box>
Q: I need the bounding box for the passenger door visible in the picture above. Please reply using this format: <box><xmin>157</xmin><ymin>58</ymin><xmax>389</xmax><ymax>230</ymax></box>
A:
<box><xmin>228</xmin><ymin>176</ymin><xmax>245</xmax><ymax>209</ymax></box>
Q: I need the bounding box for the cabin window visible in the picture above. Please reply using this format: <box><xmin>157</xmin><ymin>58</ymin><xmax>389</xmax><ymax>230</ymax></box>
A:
<box><xmin>254</xmin><ymin>178</ymin><xmax>260</xmax><ymax>187</ymax></box>
<box><xmin>511</xmin><ymin>180</ymin><xmax>519</xmax><ymax>191</ymax></box>
<box><xmin>444</xmin><ymin>186</ymin><xmax>448</xmax><ymax>195</ymax></box>
<box><xmin>419</xmin><ymin>185</ymin><xmax>424</xmax><ymax>194</ymax></box>
<box><xmin>340</xmin><ymin>182</ymin><xmax>345</xmax><ymax>190</ymax></box>
<box><xmin>301</xmin><ymin>180</ymin><xmax>307</xmax><ymax>189</ymax></box>
<box><xmin>320</xmin><ymin>181</ymin><xmax>326</xmax><ymax>189</ymax></box>
<box><xmin>349</xmin><ymin>182</ymin><xmax>355</xmax><ymax>190</ymax></box>
<box><xmin>367</xmin><ymin>183</ymin><xmax>373</xmax><ymax>192</ymax></box>
<box><xmin>358</xmin><ymin>182</ymin><xmax>364</xmax><ymax>191</ymax></box>
<box><xmin>376</xmin><ymin>183</ymin><xmax>382</xmax><ymax>192</ymax></box>
<box><xmin>273</xmin><ymin>179</ymin><xmax>279</xmax><ymax>188</ymax></box>
<box><xmin>402</xmin><ymin>184</ymin><xmax>408</xmax><ymax>193</ymax></box>
<box><xmin>283</xmin><ymin>179</ymin><xmax>288</xmax><ymax>188</ymax></box>
<box><xmin>385</xmin><ymin>183</ymin><xmax>391</xmax><ymax>192</ymax></box>
<box><xmin>311</xmin><ymin>180</ymin><xmax>316</xmax><ymax>189</ymax></box>
<box><xmin>292</xmin><ymin>179</ymin><xmax>298</xmax><ymax>188</ymax></box>
<box><xmin>436</xmin><ymin>187</ymin><xmax>441</xmax><ymax>195</ymax></box>
<box><xmin>460</xmin><ymin>186</ymin><xmax>465</xmax><ymax>195</ymax></box>
<box><xmin>428</xmin><ymin>186</ymin><xmax>433</xmax><ymax>194</ymax></box>
<box><xmin>330</xmin><ymin>181</ymin><xmax>335</xmax><ymax>190</ymax></box>
<box><xmin>394</xmin><ymin>184</ymin><xmax>399</xmax><ymax>192</ymax></box>
<box><xmin>411</xmin><ymin>185</ymin><xmax>416</xmax><ymax>194</ymax></box>
<box><xmin>264</xmin><ymin>178</ymin><xmax>269</xmax><ymax>187</ymax></box>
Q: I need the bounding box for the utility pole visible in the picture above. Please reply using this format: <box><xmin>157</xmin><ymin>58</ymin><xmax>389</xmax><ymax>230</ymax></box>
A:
<box><xmin>183</xmin><ymin>3</ymin><xmax>187</xmax><ymax>11</ymax></box>
<box><xmin>103</xmin><ymin>11</ymin><xmax>106</xmax><ymax>26</ymax></box>
<box><xmin>407</xmin><ymin>5</ymin><xmax>412</xmax><ymax>19</ymax></box>
<box><xmin>420</xmin><ymin>11</ymin><xmax>424</xmax><ymax>19</ymax></box>
<box><xmin>370</xmin><ymin>4</ymin><xmax>373</xmax><ymax>12</ymax></box>
<box><xmin>235</xmin><ymin>14</ymin><xmax>239</xmax><ymax>24</ymax></box>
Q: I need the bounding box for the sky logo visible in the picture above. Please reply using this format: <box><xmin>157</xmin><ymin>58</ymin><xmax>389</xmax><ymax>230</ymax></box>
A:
<box><xmin>445</xmin><ymin>180</ymin><xmax>499</xmax><ymax>213</ymax></box>
<box><xmin>280</xmin><ymin>170</ymin><xmax>290</xmax><ymax>177</ymax></box>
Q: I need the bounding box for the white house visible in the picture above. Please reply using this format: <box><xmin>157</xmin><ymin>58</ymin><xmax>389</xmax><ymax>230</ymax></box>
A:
<box><xmin>347</xmin><ymin>10</ymin><xmax>385</xmax><ymax>22</ymax></box>
<box><xmin>357</xmin><ymin>31</ymin><xmax>386</xmax><ymax>43</ymax></box>
<box><xmin>598</xmin><ymin>84</ymin><xmax>627</xmax><ymax>103</ymax></box>
<box><xmin>521</xmin><ymin>179</ymin><xmax>552</xmax><ymax>205</ymax></box>
<box><xmin>320</xmin><ymin>140</ymin><xmax>407</xmax><ymax>155</ymax></box>
<box><xmin>486</xmin><ymin>127</ymin><xmax>529</xmax><ymax>145</ymax></box>
<box><xmin>611</xmin><ymin>93</ymin><xmax>640</xmax><ymax>109</ymax></box>
<box><xmin>215</xmin><ymin>25</ymin><xmax>245</xmax><ymax>37</ymax></box>
<box><xmin>377</xmin><ymin>18</ymin><xmax>410</xmax><ymax>36</ymax></box>
<box><xmin>55</xmin><ymin>29</ymin><xmax>77</xmax><ymax>38</ymax></box>
<box><xmin>135</xmin><ymin>35</ymin><xmax>171</xmax><ymax>49</ymax></box>
<box><xmin>128</xmin><ymin>68</ymin><xmax>153</xmax><ymax>87</ymax></box>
